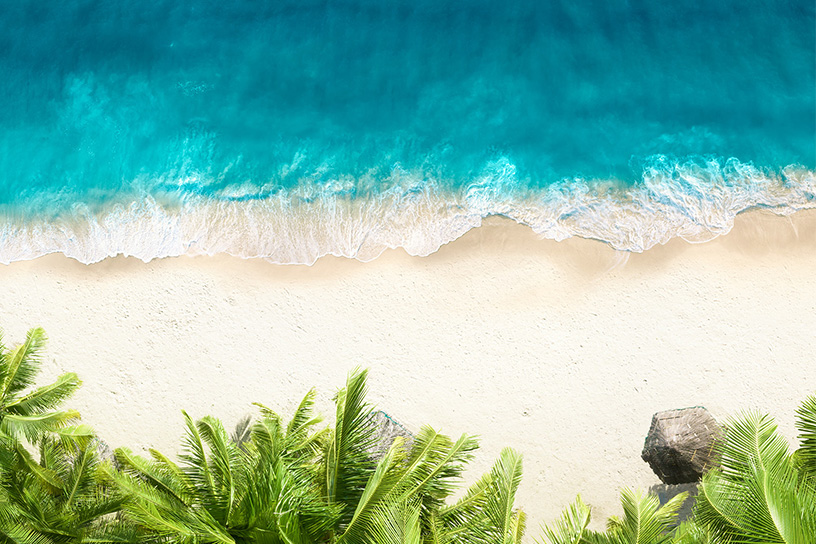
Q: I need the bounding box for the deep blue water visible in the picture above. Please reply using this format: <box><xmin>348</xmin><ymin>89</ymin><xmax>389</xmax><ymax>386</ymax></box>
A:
<box><xmin>0</xmin><ymin>0</ymin><xmax>813</xmax><ymax>262</ymax></box>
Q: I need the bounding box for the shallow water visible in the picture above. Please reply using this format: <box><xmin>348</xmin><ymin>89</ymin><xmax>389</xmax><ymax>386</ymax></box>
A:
<box><xmin>1</xmin><ymin>0</ymin><xmax>813</xmax><ymax>263</ymax></box>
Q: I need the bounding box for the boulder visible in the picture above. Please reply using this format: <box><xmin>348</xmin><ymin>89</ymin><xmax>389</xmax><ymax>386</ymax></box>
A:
<box><xmin>641</xmin><ymin>407</ymin><xmax>721</xmax><ymax>485</ymax></box>
<box><xmin>648</xmin><ymin>482</ymin><xmax>698</xmax><ymax>525</ymax></box>
<box><xmin>369</xmin><ymin>410</ymin><xmax>413</xmax><ymax>459</ymax></box>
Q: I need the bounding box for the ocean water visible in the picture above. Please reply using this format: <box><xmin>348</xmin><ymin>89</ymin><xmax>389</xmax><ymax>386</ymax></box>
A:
<box><xmin>0</xmin><ymin>0</ymin><xmax>813</xmax><ymax>263</ymax></box>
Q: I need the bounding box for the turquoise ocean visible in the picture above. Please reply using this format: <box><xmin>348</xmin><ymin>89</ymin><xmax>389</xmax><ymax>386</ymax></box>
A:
<box><xmin>1</xmin><ymin>1</ymin><xmax>813</xmax><ymax>264</ymax></box>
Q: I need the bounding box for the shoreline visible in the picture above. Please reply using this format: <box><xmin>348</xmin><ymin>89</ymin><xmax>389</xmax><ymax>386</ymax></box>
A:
<box><xmin>0</xmin><ymin>160</ymin><xmax>813</xmax><ymax>265</ymax></box>
<box><xmin>1</xmin><ymin>208</ymin><xmax>814</xmax><ymax>530</ymax></box>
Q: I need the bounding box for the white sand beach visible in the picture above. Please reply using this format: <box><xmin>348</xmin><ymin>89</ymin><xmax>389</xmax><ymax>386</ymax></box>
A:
<box><xmin>1</xmin><ymin>209</ymin><xmax>815</xmax><ymax>531</ymax></box>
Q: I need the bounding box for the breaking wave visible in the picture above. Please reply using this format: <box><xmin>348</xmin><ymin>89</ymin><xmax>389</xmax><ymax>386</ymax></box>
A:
<box><xmin>0</xmin><ymin>156</ymin><xmax>813</xmax><ymax>265</ymax></box>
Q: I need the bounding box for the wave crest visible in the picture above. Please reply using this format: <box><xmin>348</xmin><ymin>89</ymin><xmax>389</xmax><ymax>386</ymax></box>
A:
<box><xmin>0</xmin><ymin>157</ymin><xmax>813</xmax><ymax>264</ymax></box>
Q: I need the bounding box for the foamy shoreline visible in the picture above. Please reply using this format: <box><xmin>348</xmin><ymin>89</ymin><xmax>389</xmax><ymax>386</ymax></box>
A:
<box><xmin>1</xmin><ymin>160</ymin><xmax>813</xmax><ymax>265</ymax></box>
<box><xmin>1</xmin><ymin>210</ymin><xmax>814</xmax><ymax>533</ymax></box>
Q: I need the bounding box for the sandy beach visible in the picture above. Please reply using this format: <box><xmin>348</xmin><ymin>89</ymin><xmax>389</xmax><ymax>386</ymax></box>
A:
<box><xmin>1</xmin><ymin>209</ymin><xmax>815</xmax><ymax>532</ymax></box>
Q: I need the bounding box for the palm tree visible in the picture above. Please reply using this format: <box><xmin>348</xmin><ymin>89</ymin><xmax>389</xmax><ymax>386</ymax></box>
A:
<box><xmin>430</xmin><ymin>446</ymin><xmax>526</xmax><ymax>544</ymax></box>
<box><xmin>0</xmin><ymin>328</ymin><xmax>92</xmax><ymax>444</ymax></box>
<box><xmin>0</xmin><ymin>327</ymin><xmax>111</xmax><ymax>544</ymax></box>
<box><xmin>692</xmin><ymin>395</ymin><xmax>816</xmax><ymax>543</ymax></box>
<box><xmin>324</xmin><ymin>369</ymin><xmax>526</xmax><ymax>544</ymax></box>
<box><xmin>538</xmin><ymin>489</ymin><xmax>688</xmax><ymax>544</ymax></box>
<box><xmin>111</xmin><ymin>393</ymin><xmax>337</xmax><ymax>543</ymax></box>
<box><xmin>330</xmin><ymin>426</ymin><xmax>484</xmax><ymax>543</ymax></box>
<box><xmin>0</xmin><ymin>435</ymin><xmax>131</xmax><ymax>543</ymax></box>
<box><xmin>113</xmin><ymin>367</ymin><xmax>530</xmax><ymax>544</ymax></box>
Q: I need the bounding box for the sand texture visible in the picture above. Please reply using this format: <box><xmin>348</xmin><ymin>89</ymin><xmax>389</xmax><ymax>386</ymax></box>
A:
<box><xmin>1</xmin><ymin>210</ymin><xmax>815</xmax><ymax>531</ymax></box>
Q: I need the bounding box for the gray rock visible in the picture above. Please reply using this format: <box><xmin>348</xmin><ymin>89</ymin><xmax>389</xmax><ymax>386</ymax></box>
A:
<box><xmin>649</xmin><ymin>482</ymin><xmax>698</xmax><ymax>525</ymax></box>
<box><xmin>642</xmin><ymin>407</ymin><xmax>721</xmax><ymax>485</ymax></box>
<box><xmin>369</xmin><ymin>410</ymin><xmax>413</xmax><ymax>460</ymax></box>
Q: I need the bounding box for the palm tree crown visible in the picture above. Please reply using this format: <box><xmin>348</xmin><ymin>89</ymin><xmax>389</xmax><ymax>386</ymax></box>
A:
<box><xmin>0</xmin><ymin>328</ymin><xmax>91</xmax><ymax>444</ymax></box>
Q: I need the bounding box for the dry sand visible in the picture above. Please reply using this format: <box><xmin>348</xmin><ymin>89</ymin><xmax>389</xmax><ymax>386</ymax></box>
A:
<box><xmin>1</xmin><ymin>209</ymin><xmax>815</xmax><ymax>532</ymax></box>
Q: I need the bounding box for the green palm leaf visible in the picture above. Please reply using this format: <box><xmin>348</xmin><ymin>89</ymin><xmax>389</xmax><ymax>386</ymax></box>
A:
<box><xmin>369</xmin><ymin>499</ymin><xmax>423</xmax><ymax>544</ymax></box>
<box><xmin>13</xmin><ymin>441</ymin><xmax>65</xmax><ymax>490</ymax></box>
<box><xmin>62</xmin><ymin>442</ymin><xmax>98</xmax><ymax>511</ymax></box>
<box><xmin>114</xmin><ymin>447</ymin><xmax>193</xmax><ymax>506</ymax></box>
<box><xmin>794</xmin><ymin>395</ymin><xmax>816</xmax><ymax>476</ymax></box>
<box><xmin>390</xmin><ymin>427</ymin><xmax>479</xmax><ymax>510</ymax></box>
<box><xmin>114</xmin><ymin>404</ymin><xmax>339</xmax><ymax>544</ymax></box>
<box><xmin>337</xmin><ymin>437</ymin><xmax>405</xmax><ymax>543</ymax></box>
<box><xmin>4</xmin><ymin>373</ymin><xmax>83</xmax><ymax>418</ymax></box>
<box><xmin>196</xmin><ymin>415</ymin><xmax>246</xmax><ymax>525</ymax></box>
<box><xmin>671</xmin><ymin>519</ymin><xmax>712</xmax><ymax>544</ymax></box>
<box><xmin>0</xmin><ymin>327</ymin><xmax>47</xmax><ymax>399</ymax></box>
<box><xmin>324</xmin><ymin>367</ymin><xmax>378</xmax><ymax>525</ymax></box>
<box><xmin>537</xmin><ymin>495</ymin><xmax>591</xmax><ymax>544</ymax></box>
<box><xmin>286</xmin><ymin>388</ymin><xmax>323</xmax><ymax>440</ymax></box>
<box><xmin>1</xmin><ymin>411</ymin><xmax>82</xmax><ymax>443</ymax></box>
<box><xmin>437</xmin><ymin>469</ymin><xmax>494</xmax><ymax>533</ymax></box>
<box><xmin>0</xmin><ymin>328</ymin><xmax>85</xmax><ymax>445</ymax></box>
<box><xmin>2</xmin><ymin>434</ymin><xmax>125</xmax><ymax>544</ymax></box>
<box><xmin>250</xmin><ymin>412</ymin><xmax>285</xmax><ymax>464</ymax></box>
<box><xmin>482</xmin><ymin>448</ymin><xmax>525</xmax><ymax>544</ymax></box>
<box><xmin>112</xmin><ymin>466</ymin><xmax>233</xmax><ymax>544</ymax></box>
<box><xmin>604</xmin><ymin>488</ymin><xmax>686</xmax><ymax>544</ymax></box>
<box><xmin>53</xmin><ymin>424</ymin><xmax>95</xmax><ymax>450</ymax></box>
<box><xmin>694</xmin><ymin>410</ymin><xmax>816</xmax><ymax>543</ymax></box>
<box><xmin>179</xmin><ymin>410</ymin><xmax>218</xmax><ymax>506</ymax></box>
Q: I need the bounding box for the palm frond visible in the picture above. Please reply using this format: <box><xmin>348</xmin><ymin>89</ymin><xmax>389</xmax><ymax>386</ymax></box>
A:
<box><xmin>179</xmin><ymin>410</ymin><xmax>217</xmax><ymax>505</ymax></box>
<box><xmin>251</xmin><ymin>414</ymin><xmax>284</xmax><ymax>463</ymax></box>
<box><xmin>69</xmin><ymin>486</ymin><xmax>125</xmax><ymax>527</ymax></box>
<box><xmin>368</xmin><ymin>498</ymin><xmax>422</xmax><ymax>544</ymax></box>
<box><xmin>196</xmin><ymin>415</ymin><xmax>245</xmax><ymax>525</ymax></box>
<box><xmin>1</xmin><ymin>410</ymin><xmax>81</xmax><ymax>443</ymax></box>
<box><xmin>54</xmin><ymin>424</ymin><xmax>95</xmax><ymax>449</ymax></box>
<box><xmin>537</xmin><ymin>495</ymin><xmax>591</xmax><ymax>544</ymax></box>
<box><xmin>0</xmin><ymin>518</ymin><xmax>65</xmax><ymax>544</ymax></box>
<box><xmin>324</xmin><ymin>367</ymin><xmax>378</xmax><ymax>523</ymax></box>
<box><xmin>114</xmin><ymin>448</ymin><xmax>193</xmax><ymax>506</ymax></box>
<box><xmin>80</xmin><ymin>520</ymin><xmax>139</xmax><ymax>543</ymax></box>
<box><xmin>1</xmin><ymin>327</ymin><xmax>47</xmax><ymax>399</ymax></box>
<box><xmin>230</xmin><ymin>415</ymin><xmax>253</xmax><ymax>449</ymax></box>
<box><xmin>62</xmin><ymin>442</ymin><xmax>98</xmax><ymax>511</ymax></box>
<box><xmin>0</xmin><ymin>329</ymin><xmax>6</xmax><ymax>384</ymax></box>
<box><xmin>14</xmin><ymin>441</ymin><xmax>65</xmax><ymax>491</ymax></box>
<box><xmin>4</xmin><ymin>373</ymin><xmax>82</xmax><ymax>417</ymax></box>
<box><xmin>605</xmin><ymin>488</ymin><xmax>686</xmax><ymax>544</ymax></box>
<box><xmin>391</xmin><ymin>427</ymin><xmax>479</xmax><ymax>509</ymax></box>
<box><xmin>671</xmin><ymin>519</ymin><xmax>712</xmax><ymax>544</ymax></box>
<box><xmin>111</xmin><ymin>465</ymin><xmax>232</xmax><ymax>543</ymax></box>
<box><xmin>2</xmin><ymin>433</ymin><xmax>121</xmax><ymax>544</ymax></box>
<box><xmin>149</xmin><ymin>448</ymin><xmax>188</xmax><ymax>481</ymax></box>
<box><xmin>286</xmin><ymin>388</ymin><xmax>323</xmax><ymax>440</ymax></box>
<box><xmin>240</xmin><ymin>453</ymin><xmax>338</xmax><ymax>544</ymax></box>
<box><xmin>694</xmin><ymin>410</ymin><xmax>816</xmax><ymax>543</ymax></box>
<box><xmin>485</xmin><ymin>448</ymin><xmax>525</xmax><ymax>544</ymax></box>
<box><xmin>438</xmin><ymin>469</ymin><xmax>493</xmax><ymax>530</ymax></box>
<box><xmin>508</xmin><ymin>509</ymin><xmax>527</xmax><ymax>544</ymax></box>
<box><xmin>337</xmin><ymin>437</ymin><xmax>405</xmax><ymax>543</ymax></box>
<box><xmin>795</xmin><ymin>394</ymin><xmax>816</xmax><ymax>476</ymax></box>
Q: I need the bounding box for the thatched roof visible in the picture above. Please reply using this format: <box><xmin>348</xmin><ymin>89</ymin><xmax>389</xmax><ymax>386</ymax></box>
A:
<box><xmin>641</xmin><ymin>406</ymin><xmax>721</xmax><ymax>485</ymax></box>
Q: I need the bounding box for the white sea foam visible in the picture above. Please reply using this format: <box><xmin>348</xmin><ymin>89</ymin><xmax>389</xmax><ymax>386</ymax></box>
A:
<box><xmin>0</xmin><ymin>157</ymin><xmax>813</xmax><ymax>265</ymax></box>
